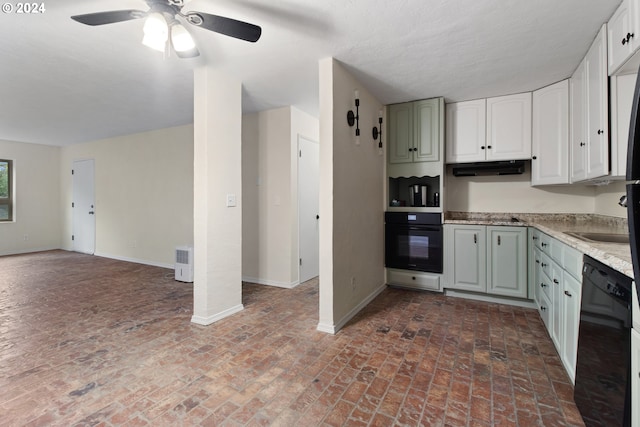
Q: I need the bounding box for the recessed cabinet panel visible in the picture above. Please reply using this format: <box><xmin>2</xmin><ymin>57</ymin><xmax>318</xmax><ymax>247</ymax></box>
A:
<box><xmin>586</xmin><ymin>26</ymin><xmax>610</xmax><ymax>179</ymax></box>
<box><xmin>550</xmin><ymin>261</ymin><xmax>564</xmax><ymax>350</ymax></box>
<box><xmin>486</xmin><ymin>93</ymin><xmax>532</xmax><ymax>161</ymax></box>
<box><xmin>570</xmin><ymin>62</ymin><xmax>587</xmax><ymax>182</ymax></box>
<box><xmin>487</xmin><ymin>227</ymin><xmax>528</xmax><ymax>298</ymax></box>
<box><xmin>610</xmin><ymin>73</ymin><xmax>636</xmax><ymax>178</ymax></box>
<box><xmin>608</xmin><ymin>0</ymin><xmax>635</xmax><ymax>75</ymax></box>
<box><xmin>414</xmin><ymin>100</ymin><xmax>440</xmax><ymax>162</ymax></box>
<box><xmin>532</xmin><ymin>80</ymin><xmax>569</xmax><ymax>185</ymax></box>
<box><xmin>571</xmin><ymin>25</ymin><xmax>609</xmax><ymax>182</ymax></box>
<box><xmin>450</xmin><ymin>226</ymin><xmax>486</xmax><ymax>292</ymax></box>
<box><xmin>445</xmin><ymin>99</ymin><xmax>486</xmax><ymax>163</ymax></box>
<box><xmin>388</xmin><ymin>103</ymin><xmax>413</xmax><ymax>164</ymax></box>
<box><xmin>562</xmin><ymin>271</ymin><xmax>581</xmax><ymax>383</ymax></box>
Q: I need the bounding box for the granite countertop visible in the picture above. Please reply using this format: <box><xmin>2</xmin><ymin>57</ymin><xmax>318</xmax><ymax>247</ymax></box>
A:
<box><xmin>445</xmin><ymin>212</ymin><xmax>634</xmax><ymax>279</ymax></box>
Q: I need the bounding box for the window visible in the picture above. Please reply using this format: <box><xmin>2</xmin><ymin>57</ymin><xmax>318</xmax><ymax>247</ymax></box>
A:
<box><xmin>0</xmin><ymin>159</ymin><xmax>12</xmax><ymax>221</ymax></box>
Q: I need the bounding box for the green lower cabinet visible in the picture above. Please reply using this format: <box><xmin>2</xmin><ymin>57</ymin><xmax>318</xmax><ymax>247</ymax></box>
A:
<box><xmin>444</xmin><ymin>225</ymin><xmax>528</xmax><ymax>298</ymax></box>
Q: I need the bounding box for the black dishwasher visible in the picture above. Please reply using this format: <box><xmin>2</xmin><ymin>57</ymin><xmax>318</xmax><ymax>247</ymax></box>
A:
<box><xmin>574</xmin><ymin>255</ymin><xmax>632</xmax><ymax>427</ymax></box>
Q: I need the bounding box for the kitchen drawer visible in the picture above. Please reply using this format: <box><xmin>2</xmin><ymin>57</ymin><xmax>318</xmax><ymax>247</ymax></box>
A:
<box><xmin>387</xmin><ymin>269</ymin><xmax>441</xmax><ymax>291</ymax></box>
<box><xmin>539</xmin><ymin>233</ymin><xmax>552</xmax><ymax>255</ymax></box>
<box><xmin>540</xmin><ymin>252</ymin><xmax>553</xmax><ymax>282</ymax></box>
<box><xmin>539</xmin><ymin>269</ymin><xmax>552</xmax><ymax>300</ymax></box>
<box><xmin>562</xmin><ymin>244</ymin><xmax>582</xmax><ymax>281</ymax></box>
<box><xmin>538</xmin><ymin>288</ymin><xmax>552</xmax><ymax>332</ymax></box>
<box><xmin>531</xmin><ymin>228</ymin><xmax>543</xmax><ymax>251</ymax></box>
<box><xmin>550</xmin><ymin>238</ymin><xmax>563</xmax><ymax>263</ymax></box>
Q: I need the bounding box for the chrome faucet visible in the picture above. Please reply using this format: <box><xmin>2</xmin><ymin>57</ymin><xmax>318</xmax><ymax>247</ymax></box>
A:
<box><xmin>619</xmin><ymin>194</ymin><xmax>628</xmax><ymax>207</ymax></box>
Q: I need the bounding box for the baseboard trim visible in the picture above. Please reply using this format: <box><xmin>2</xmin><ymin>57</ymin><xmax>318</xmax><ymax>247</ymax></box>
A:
<box><xmin>94</xmin><ymin>252</ymin><xmax>173</xmax><ymax>270</ymax></box>
<box><xmin>0</xmin><ymin>246</ymin><xmax>61</xmax><ymax>257</ymax></box>
<box><xmin>316</xmin><ymin>283</ymin><xmax>387</xmax><ymax>335</ymax></box>
<box><xmin>444</xmin><ymin>289</ymin><xmax>536</xmax><ymax>309</ymax></box>
<box><xmin>191</xmin><ymin>304</ymin><xmax>244</xmax><ymax>326</ymax></box>
<box><xmin>242</xmin><ymin>276</ymin><xmax>300</xmax><ymax>289</ymax></box>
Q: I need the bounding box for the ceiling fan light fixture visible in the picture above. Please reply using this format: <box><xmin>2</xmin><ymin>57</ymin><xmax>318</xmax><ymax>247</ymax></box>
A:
<box><xmin>142</xmin><ymin>12</ymin><xmax>168</xmax><ymax>52</ymax></box>
<box><xmin>171</xmin><ymin>24</ymin><xmax>196</xmax><ymax>52</ymax></box>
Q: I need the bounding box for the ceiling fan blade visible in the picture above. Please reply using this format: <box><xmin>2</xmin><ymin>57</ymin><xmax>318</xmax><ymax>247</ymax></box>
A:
<box><xmin>71</xmin><ymin>10</ymin><xmax>146</xmax><ymax>26</ymax></box>
<box><xmin>187</xmin><ymin>12</ymin><xmax>261</xmax><ymax>42</ymax></box>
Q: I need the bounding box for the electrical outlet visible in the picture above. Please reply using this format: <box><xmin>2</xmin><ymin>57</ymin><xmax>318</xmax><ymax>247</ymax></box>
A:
<box><xmin>226</xmin><ymin>194</ymin><xmax>237</xmax><ymax>207</ymax></box>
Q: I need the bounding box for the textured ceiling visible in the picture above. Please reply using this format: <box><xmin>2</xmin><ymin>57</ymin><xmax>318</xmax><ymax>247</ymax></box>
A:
<box><xmin>0</xmin><ymin>0</ymin><xmax>621</xmax><ymax>146</ymax></box>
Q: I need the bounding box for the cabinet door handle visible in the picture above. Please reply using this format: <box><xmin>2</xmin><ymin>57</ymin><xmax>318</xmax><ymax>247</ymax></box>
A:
<box><xmin>474</xmin><ymin>234</ymin><xmax>477</xmax><ymax>244</ymax></box>
<box><xmin>540</xmin><ymin>282</ymin><xmax>547</xmax><ymax>288</ymax></box>
<box><xmin>497</xmin><ymin>235</ymin><xmax>501</xmax><ymax>245</ymax></box>
<box><xmin>553</xmin><ymin>279</ymin><xmax>559</xmax><ymax>284</ymax></box>
<box><xmin>535</xmin><ymin>259</ymin><xmax>540</xmax><ymax>264</ymax></box>
<box><xmin>532</xmin><ymin>156</ymin><xmax>537</xmax><ymax>160</ymax></box>
<box><xmin>580</xmin><ymin>142</ymin><xmax>585</xmax><ymax>147</ymax></box>
<box><xmin>623</xmin><ymin>37</ymin><xmax>628</xmax><ymax>45</ymax></box>
<box><xmin>564</xmin><ymin>290</ymin><xmax>572</xmax><ymax>297</ymax></box>
<box><xmin>541</xmin><ymin>306</ymin><xmax>547</xmax><ymax>311</ymax></box>
<box><xmin>541</xmin><ymin>262</ymin><xmax>547</xmax><ymax>267</ymax></box>
<box><xmin>532</xmin><ymin>236</ymin><xmax>538</xmax><ymax>241</ymax></box>
<box><xmin>597</xmin><ymin>129</ymin><xmax>603</xmax><ymax>135</ymax></box>
<box><xmin>487</xmin><ymin>145</ymin><xmax>492</xmax><ymax>149</ymax></box>
<box><xmin>541</xmin><ymin>242</ymin><xmax>547</xmax><ymax>247</ymax></box>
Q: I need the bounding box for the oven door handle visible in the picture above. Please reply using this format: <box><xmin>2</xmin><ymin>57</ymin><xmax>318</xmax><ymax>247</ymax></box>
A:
<box><xmin>406</xmin><ymin>226</ymin><xmax>441</xmax><ymax>231</ymax></box>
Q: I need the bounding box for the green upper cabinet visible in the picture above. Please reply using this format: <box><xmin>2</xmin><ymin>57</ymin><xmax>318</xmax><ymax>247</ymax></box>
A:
<box><xmin>388</xmin><ymin>103</ymin><xmax>413</xmax><ymax>163</ymax></box>
<box><xmin>388</xmin><ymin>98</ymin><xmax>441</xmax><ymax>164</ymax></box>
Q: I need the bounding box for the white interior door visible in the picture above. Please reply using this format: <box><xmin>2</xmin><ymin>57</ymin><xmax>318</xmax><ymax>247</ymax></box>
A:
<box><xmin>298</xmin><ymin>136</ymin><xmax>319</xmax><ymax>283</ymax></box>
<box><xmin>72</xmin><ymin>159</ymin><xmax>96</xmax><ymax>255</ymax></box>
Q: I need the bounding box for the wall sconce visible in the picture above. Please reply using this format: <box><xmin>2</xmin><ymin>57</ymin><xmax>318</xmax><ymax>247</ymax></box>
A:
<box><xmin>347</xmin><ymin>90</ymin><xmax>360</xmax><ymax>145</ymax></box>
<box><xmin>372</xmin><ymin>111</ymin><xmax>383</xmax><ymax>155</ymax></box>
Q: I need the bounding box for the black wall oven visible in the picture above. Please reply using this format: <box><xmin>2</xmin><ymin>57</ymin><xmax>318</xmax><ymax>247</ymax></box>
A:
<box><xmin>385</xmin><ymin>212</ymin><xmax>442</xmax><ymax>273</ymax></box>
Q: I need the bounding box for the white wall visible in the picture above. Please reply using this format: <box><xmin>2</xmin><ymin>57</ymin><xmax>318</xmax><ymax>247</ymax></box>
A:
<box><xmin>445</xmin><ymin>167</ymin><xmax>596</xmax><ymax>214</ymax></box>
<box><xmin>60</xmin><ymin>125</ymin><xmax>194</xmax><ymax>267</ymax></box>
<box><xmin>241</xmin><ymin>107</ymin><xmax>319</xmax><ymax>287</ymax></box>
<box><xmin>594</xmin><ymin>180</ymin><xmax>628</xmax><ymax>218</ymax></box>
<box><xmin>0</xmin><ymin>140</ymin><xmax>61</xmax><ymax>255</ymax></box>
<box><xmin>318</xmin><ymin>58</ymin><xmax>386</xmax><ymax>333</ymax></box>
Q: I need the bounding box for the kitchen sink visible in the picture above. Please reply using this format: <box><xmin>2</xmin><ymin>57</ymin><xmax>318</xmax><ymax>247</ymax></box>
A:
<box><xmin>563</xmin><ymin>231</ymin><xmax>629</xmax><ymax>244</ymax></box>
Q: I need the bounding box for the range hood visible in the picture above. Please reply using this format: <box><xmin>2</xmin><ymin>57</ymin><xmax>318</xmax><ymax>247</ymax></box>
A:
<box><xmin>452</xmin><ymin>160</ymin><xmax>526</xmax><ymax>177</ymax></box>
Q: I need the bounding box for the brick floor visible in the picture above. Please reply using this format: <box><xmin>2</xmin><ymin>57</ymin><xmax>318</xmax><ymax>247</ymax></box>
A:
<box><xmin>0</xmin><ymin>250</ymin><xmax>584</xmax><ymax>426</ymax></box>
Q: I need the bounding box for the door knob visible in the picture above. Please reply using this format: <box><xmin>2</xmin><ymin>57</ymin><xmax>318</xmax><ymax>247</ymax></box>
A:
<box><xmin>88</xmin><ymin>211</ymin><xmax>95</xmax><ymax>215</ymax></box>
<box><xmin>316</xmin><ymin>215</ymin><xmax>320</xmax><ymax>219</ymax></box>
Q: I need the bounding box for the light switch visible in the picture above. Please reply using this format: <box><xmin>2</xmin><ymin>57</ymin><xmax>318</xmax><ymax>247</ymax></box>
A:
<box><xmin>226</xmin><ymin>194</ymin><xmax>237</xmax><ymax>207</ymax></box>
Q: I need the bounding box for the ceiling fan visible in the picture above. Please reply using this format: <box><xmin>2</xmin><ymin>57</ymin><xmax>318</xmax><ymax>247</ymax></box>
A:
<box><xmin>71</xmin><ymin>0</ymin><xmax>262</xmax><ymax>58</ymax></box>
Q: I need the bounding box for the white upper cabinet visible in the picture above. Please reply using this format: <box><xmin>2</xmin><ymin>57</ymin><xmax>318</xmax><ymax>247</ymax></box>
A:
<box><xmin>446</xmin><ymin>93</ymin><xmax>531</xmax><ymax>163</ymax></box>
<box><xmin>608</xmin><ymin>0</ymin><xmax>640</xmax><ymax>75</ymax></box>
<box><xmin>445</xmin><ymin>99</ymin><xmax>486</xmax><ymax>163</ymax></box>
<box><xmin>532</xmin><ymin>80</ymin><xmax>569</xmax><ymax>185</ymax></box>
<box><xmin>570</xmin><ymin>61</ymin><xmax>587</xmax><ymax>182</ymax></box>
<box><xmin>571</xmin><ymin>25</ymin><xmax>609</xmax><ymax>182</ymax></box>
<box><xmin>486</xmin><ymin>93</ymin><xmax>532</xmax><ymax>161</ymax></box>
<box><xmin>586</xmin><ymin>25</ymin><xmax>610</xmax><ymax>179</ymax></box>
<box><xmin>610</xmin><ymin>73</ymin><xmax>636</xmax><ymax>178</ymax></box>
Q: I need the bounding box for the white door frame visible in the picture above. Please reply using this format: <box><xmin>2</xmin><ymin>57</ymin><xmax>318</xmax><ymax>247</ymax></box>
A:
<box><xmin>72</xmin><ymin>159</ymin><xmax>96</xmax><ymax>255</ymax></box>
<box><xmin>298</xmin><ymin>136</ymin><xmax>320</xmax><ymax>283</ymax></box>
